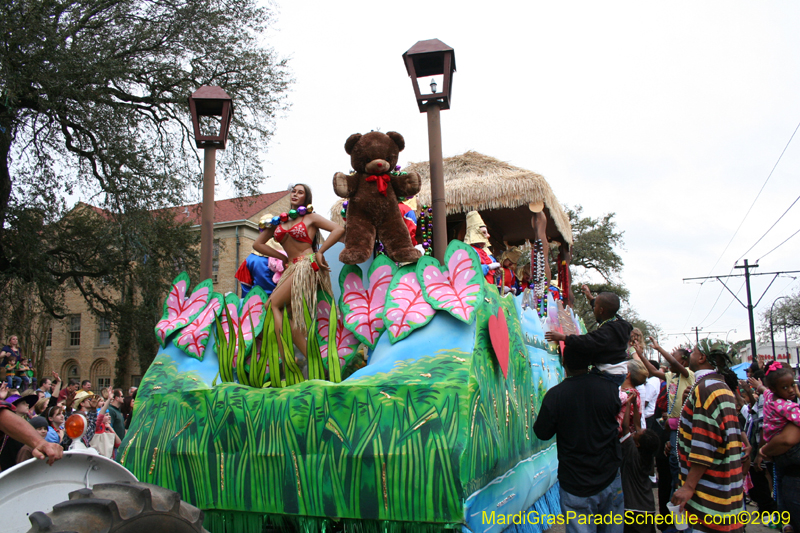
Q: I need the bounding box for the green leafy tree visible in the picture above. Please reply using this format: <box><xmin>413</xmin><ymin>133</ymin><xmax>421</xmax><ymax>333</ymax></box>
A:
<box><xmin>0</xmin><ymin>0</ymin><xmax>289</xmax><ymax>379</ymax></box>
<box><xmin>758</xmin><ymin>291</ymin><xmax>800</xmax><ymax>342</ymax></box>
<box><xmin>560</xmin><ymin>205</ymin><xmax>660</xmax><ymax>339</ymax></box>
<box><xmin>0</xmin><ymin>0</ymin><xmax>290</xmax><ymax>269</ymax></box>
<box><xmin>2</xmin><ymin>203</ymin><xmax>200</xmax><ymax>381</ymax></box>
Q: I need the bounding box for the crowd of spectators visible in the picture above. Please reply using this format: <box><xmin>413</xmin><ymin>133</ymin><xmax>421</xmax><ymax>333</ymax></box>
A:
<box><xmin>538</xmin><ymin>286</ymin><xmax>800</xmax><ymax>533</ymax></box>
<box><xmin>0</xmin><ymin>349</ymin><xmax>138</xmax><ymax>472</ymax></box>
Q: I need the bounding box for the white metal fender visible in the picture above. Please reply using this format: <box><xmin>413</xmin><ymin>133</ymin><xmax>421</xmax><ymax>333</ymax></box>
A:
<box><xmin>0</xmin><ymin>450</ymin><xmax>138</xmax><ymax>533</ymax></box>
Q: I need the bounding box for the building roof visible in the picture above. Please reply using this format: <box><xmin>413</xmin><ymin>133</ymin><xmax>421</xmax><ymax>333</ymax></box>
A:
<box><xmin>75</xmin><ymin>190</ymin><xmax>290</xmax><ymax>226</ymax></box>
<box><xmin>157</xmin><ymin>190</ymin><xmax>290</xmax><ymax>225</ymax></box>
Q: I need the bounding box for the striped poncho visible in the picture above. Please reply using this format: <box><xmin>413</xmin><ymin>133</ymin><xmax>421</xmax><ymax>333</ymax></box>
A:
<box><xmin>678</xmin><ymin>372</ymin><xmax>744</xmax><ymax>533</ymax></box>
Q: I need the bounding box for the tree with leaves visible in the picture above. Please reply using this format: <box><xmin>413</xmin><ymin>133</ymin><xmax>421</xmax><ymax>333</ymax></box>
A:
<box><xmin>559</xmin><ymin>205</ymin><xmax>661</xmax><ymax>341</ymax></box>
<box><xmin>0</xmin><ymin>0</ymin><xmax>290</xmax><ymax>267</ymax></box>
<box><xmin>2</xmin><ymin>203</ymin><xmax>200</xmax><ymax>381</ymax></box>
<box><xmin>0</xmin><ymin>0</ymin><xmax>290</xmax><ymax>380</ymax></box>
<box><xmin>758</xmin><ymin>290</ymin><xmax>800</xmax><ymax>342</ymax></box>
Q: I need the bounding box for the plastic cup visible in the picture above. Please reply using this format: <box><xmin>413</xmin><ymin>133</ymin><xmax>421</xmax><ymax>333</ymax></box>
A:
<box><xmin>666</xmin><ymin>502</ymin><xmax>689</xmax><ymax>531</ymax></box>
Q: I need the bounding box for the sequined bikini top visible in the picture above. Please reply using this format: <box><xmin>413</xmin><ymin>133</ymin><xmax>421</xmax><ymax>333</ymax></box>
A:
<box><xmin>273</xmin><ymin>221</ymin><xmax>313</xmax><ymax>245</ymax></box>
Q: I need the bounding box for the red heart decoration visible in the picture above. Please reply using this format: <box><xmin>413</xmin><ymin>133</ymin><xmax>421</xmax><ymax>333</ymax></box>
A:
<box><xmin>488</xmin><ymin>308</ymin><xmax>510</xmax><ymax>378</ymax></box>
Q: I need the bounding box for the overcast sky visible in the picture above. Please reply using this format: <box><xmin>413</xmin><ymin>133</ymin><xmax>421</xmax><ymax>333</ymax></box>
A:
<box><xmin>219</xmin><ymin>0</ymin><xmax>800</xmax><ymax>349</ymax></box>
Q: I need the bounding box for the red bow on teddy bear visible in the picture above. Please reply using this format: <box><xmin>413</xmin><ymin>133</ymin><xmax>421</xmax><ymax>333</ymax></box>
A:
<box><xmin>365</xmin><ymin>174</ymin><xmax>391</xmax><ymax>196</ymax></box>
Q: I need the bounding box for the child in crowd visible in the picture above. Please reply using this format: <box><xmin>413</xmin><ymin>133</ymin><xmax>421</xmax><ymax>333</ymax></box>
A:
<box><xmin>45</xmin><ymin>405</ymin><xmax>65</xmax><ymax>443</ymax></box>
<box><xmin>16</xmin><ymin>416</ymin><xmax>49</xmax><ymax>463</ymax></box>
<box><xmin>618</xmin><ymin>359</ymin><xmax>648</xmax><ymax>436</ymax></box>
<box><xmin>759</xmin><ymin>362</ymin><xmax>800</xmax><ymax>467</ymax></box>
<box><xmin>620</xmin><ymin>394</ymin><xmax>660</xmax><ymax>533</ymax></box>
<box><xmin>545</xmin><ymin>291</ymin><xmax>633</xmax><ymax>386</ymax></box>
<box><xmin>16</xmin><ymin>357</ymin><xmax>35</xmax><ymax>390</ymax></box>
<box><xmin>4</xmin><ymin>356</ymin><xmax>20</xmax><ymax>388</ymax></box>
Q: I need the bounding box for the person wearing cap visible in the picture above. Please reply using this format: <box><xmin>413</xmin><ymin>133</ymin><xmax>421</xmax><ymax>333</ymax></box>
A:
<box><xmin>0</xmin><ymin>392</ymin><xmax>62</xmax><ymax>470</ymax></box>
<box><xmin>60</xmin><ymin>388</ymin><xmax>112</xmax><ymax>451</ymax></box>
<box><xmin>671</xmin><ymin>339</ymin><xmax>744</xmax><ymax>533</ymax></box>
<box><xmin>235</xmin><ymin>214</ymin><xmax>287</xmax><ymax>297</ymax></box>
<box><xmin>463</xmin><ymin>211</ymin><xmax>500</xmax><ymax>284</ymax></box>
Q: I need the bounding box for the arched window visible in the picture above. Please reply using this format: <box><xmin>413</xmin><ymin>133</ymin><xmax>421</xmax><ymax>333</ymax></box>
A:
<box><xmin>90</xmin><ymin>358</ymin><xmax>112</xmax><ymax>390</ymax></box>
<box><xmin>61</xmin><ymin>359</ymin><xmax>80</xmax><ymax>384</ymax></box>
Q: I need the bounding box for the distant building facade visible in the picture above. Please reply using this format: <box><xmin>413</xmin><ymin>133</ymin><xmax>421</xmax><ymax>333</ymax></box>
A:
<box><xmin>738</xmin><ymin>341</ymin><xmax>799</xmax><ymax>367</ymax></box>
<box><xmin>40</xmin><ymin>190</ymin><xmax>290</xmax><ymax>390</ymax></box>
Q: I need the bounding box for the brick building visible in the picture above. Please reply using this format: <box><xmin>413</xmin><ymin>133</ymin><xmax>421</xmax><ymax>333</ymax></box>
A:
<box><xmin>41</xmin><ymin>190</ymin><xmax>290</xmax><ymax>390</ymax></box>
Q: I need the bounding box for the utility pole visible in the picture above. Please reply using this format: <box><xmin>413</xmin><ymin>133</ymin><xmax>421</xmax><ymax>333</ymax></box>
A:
<box><xmin>735</xmin><ymin>260</ymin><xmax>759</xmax><ymax>363</ymax></box>
<box><xmin>691</xmin><ymin>327</ymin><xmax>702</xmax><ymax>344</ymax></box>
<box><xmin>684</xmin><ymin>262</ymin><xmax>800</xmax><ymax>365</ymax></box>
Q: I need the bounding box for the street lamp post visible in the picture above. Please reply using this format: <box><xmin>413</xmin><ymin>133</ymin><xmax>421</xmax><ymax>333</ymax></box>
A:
<box><xmin>402</xmin><ymin>39</ymin><xmax>456</xmax><ymax>264</ymax></box>
<box><xmin>188</xmin><ymin>86</ymin><xmax>234</xmax><ymax>281</ymax></box>
<box><xmin>770</xmin><ymin>296</ymin><xmax>788</xmax><ymax>362</ymax></box>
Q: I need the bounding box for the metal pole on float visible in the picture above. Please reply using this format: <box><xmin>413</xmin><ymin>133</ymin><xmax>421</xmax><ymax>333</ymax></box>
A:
<box><xmin>188</xmin><ymin>85</ymin><xmax>233</xmax><ymax>281</ymax></box>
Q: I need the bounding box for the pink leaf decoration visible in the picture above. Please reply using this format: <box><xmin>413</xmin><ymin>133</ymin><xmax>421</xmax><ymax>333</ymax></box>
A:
<box><xmin>219</xmin><ymin>292</ymin><xmax>267</xmax><ymax>363</ymax></box>
<box><xmin>154</xmin><ymin>275</ymin><xmax>212</xmax><ymax>346</ymax></box>
<box><xmin>317</xmin><ymin>301</ymin><xmax>358</xmax><ymax>366</ymax></box>
<box><xmin>384</xmin><ymin>270</ymin><xmax>435</xmax><ymax>342</ymax></box>
<box><xmin>420</xmin><ymin>250</ymin><xmax>481</xmax><ymax>322</ymax></box>
<box><xmin>175</xmin><ymin>295</ymin><xmax>223</xmax><ymax>360</ymax></box>
<box><xmin>341</xmin><ymin>264</ymin><xmax>394</xmax><ymax>347</ymax></box>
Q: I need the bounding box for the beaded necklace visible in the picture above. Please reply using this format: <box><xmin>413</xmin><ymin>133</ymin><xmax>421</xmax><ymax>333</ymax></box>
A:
<box><xmin>597</xmin><ymin>316</ymin><xmax>617</xmax><ymax>329</ymax></box>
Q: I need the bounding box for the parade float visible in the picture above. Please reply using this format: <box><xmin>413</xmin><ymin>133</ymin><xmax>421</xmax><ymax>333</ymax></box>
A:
<box><xmin>116</xmin><ymin>147</ymin><xmax>583</xmax><ymax>533</ymax></box>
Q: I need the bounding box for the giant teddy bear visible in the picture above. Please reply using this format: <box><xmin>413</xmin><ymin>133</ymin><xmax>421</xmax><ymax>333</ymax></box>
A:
<box><xmin>333</xmin><ymin>131</ymin><xmax>422</xmax><ymax>264</ymax></box>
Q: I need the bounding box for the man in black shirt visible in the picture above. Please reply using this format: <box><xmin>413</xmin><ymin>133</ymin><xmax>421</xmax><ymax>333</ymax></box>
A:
<box><xmin>534</xmin><ymin>362</ymin><xmax>624</xmax><ymax>533</ymax></box>
<box><xmin>546</xmin><ymin>291</ymin><xmax>632</xmax><ymax>386</ymax></box>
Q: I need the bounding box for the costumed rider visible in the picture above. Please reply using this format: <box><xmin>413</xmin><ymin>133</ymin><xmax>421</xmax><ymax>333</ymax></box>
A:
<box><xmin>234</xmin><ymin>214</ymin><xmax>287</xmax><ymax>297</ymax></box>
<box><xmin>499</xmin><ymin>247</ymin><xmax>522</xmax><ymax>295</ymax></box>
<box><xmin>397</xmin><ymin>196</ymin><xmax>422</xmax><ymax>252</ymax></box>
<box><xmin>463</xmin><ymin>211</ymin><xmax>500</xmax><ymax>284</ymax></box>
<box><xmin>253</xmin><ymin>184</ymin><xmax>344</xmax><ymax>361</ymax></box>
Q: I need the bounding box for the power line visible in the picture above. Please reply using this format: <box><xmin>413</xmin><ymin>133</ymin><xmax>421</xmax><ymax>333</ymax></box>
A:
<box><xmin>758</xmin><ymin>227</ymin><xmax>800</xmax><ymax>262</ymax></box>
<box><xmin>704</xmin><ymin>282</ymin><xmax>746</xmax><ymax>328</ymax></box>
<box><xmin>736</xmin><ymin>194</ymin><xmax>800</xmax><ymax>262</ymax></box>
<box><xmin>683</xmin><ymin>262</ymin><xmax>800</xmax><ymax>361</ymax></box>
<box><xmin>705</xmin><ymin>119</ymin><xmax>800</xmax><ymax>275</ymax></box>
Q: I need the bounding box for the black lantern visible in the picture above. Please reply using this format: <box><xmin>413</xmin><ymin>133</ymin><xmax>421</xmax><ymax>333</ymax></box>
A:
<box><xmin>188</xmin><ymin>86</ymin><xmax>234</xmax><ymax>149</ymax></box>
<box><xmin>402</xmin><ymin>39</ymin><xmax>456</xmax><ymax>113</ymax></box>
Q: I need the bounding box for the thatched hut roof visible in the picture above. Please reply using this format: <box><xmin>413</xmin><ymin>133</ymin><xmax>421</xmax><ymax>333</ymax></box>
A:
<box><xmin>330</xmin><ymin>151</ymin><xmax>572</xmax><ymax>246</ymax></box>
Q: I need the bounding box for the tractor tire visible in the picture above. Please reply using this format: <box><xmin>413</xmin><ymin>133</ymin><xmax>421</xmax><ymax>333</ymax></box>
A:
<box><xmin>25</xmin><ymin>481</ymin><xmax>208</xmax><ymax>533</ymax></box>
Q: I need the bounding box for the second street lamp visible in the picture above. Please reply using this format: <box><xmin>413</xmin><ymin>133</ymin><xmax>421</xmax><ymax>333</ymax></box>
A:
<box><xmin>403</xmin><ymin>39</ymin><xmax>455</xmax><ymax>263</ymax></box>
<box><xmin>188</xmin><ymin>86</ymin><xmax>234</xmax><ymax>281</ymax></box>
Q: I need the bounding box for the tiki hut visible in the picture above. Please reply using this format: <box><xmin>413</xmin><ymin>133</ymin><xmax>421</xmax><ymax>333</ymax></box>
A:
<box><xmin>408</xmin><ymin>151</ymin><xmax>572</xmax><ymax>248</ymax></box>
<box><xmin>331</xmin><ymin>151</ymin><xmax>572</xmax><ymax>248</ymax></box>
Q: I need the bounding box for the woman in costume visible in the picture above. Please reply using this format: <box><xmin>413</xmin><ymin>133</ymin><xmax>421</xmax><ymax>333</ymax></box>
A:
<box><xmin>253</xmin><ymin>184</ymin><xmax>344</xmax><ymax>359</ymax></box>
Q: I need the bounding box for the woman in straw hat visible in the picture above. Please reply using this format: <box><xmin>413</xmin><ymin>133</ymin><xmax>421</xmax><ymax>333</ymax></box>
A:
<box><xmin>253</xmin><ymin>184</ymin><xmax>345</xmax><ymax>360</ymax></box>
<box><xmin>463</xmin><ymin>211</ymin><xmax>500</xmax><ymax>284</ymax></box>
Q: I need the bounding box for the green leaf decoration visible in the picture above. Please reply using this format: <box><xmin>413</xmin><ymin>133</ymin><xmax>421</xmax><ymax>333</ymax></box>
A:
<box><xmin>325</xmin><ymin>298</ymin><xmax>342</xmax><ymax>383</ymax></box>
<box><xmin>281</xmin><ymin>307</ymin><xmax>305</xmax><ymax>386</ymax></box>
<box><xmin>263</xmin><ymin>303</ymin><xmax>283</xmax><ymax>388</ymax></box>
